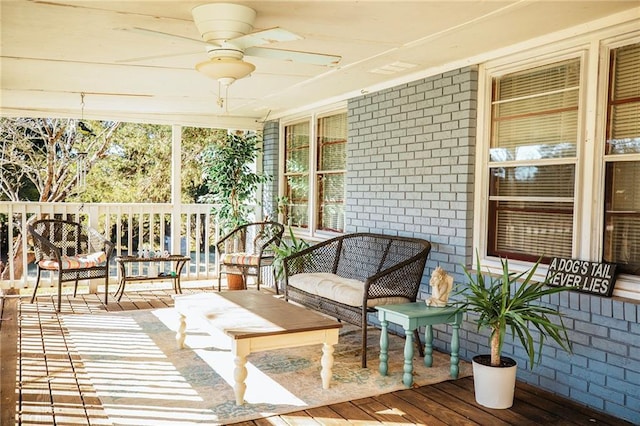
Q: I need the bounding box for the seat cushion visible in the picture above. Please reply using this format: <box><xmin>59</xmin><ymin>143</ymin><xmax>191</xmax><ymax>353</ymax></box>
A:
<box><xmin>288</xmin><ymin>272</ymin><xmax>410</xmax><ymax>308</ymax></box>
<box><xmin>222</xmin><ymin>253</ymin><xmax>261</xmax><ymax>266</ymax></box>
<box><xmin>38</xmin><ymin>251</ymin><xmax>107</xmax><ymax>270</ymax></box>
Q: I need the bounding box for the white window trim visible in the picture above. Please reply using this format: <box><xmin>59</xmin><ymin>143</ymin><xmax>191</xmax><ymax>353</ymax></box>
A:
<box><xmin>279</xmin><ymin>102</ymin><xmax>347</xmax><ymax>241</ymax></box>
<box><xmin>473</xmin><ymin>27</ymin><xmax>640</xmax><ymax>300</ymax></box>
<box><xmin>596</xmin><ymin>32</ymin><xmax>640</xmax><ymax>300</ymax></box>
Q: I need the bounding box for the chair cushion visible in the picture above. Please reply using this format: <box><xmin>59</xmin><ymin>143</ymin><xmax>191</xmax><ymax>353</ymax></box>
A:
<box><xmin>222</xmin><ymin>253</ymin><xmax>261</xmax><ymax>266</ymax></box>
<box><xmin>39</xmin><ymin>251</ymin><xmax>107</xmax><ymax>270</ymax></box>
<box><xmin>288</xmin><ymin>272</ymin><xmax>410</xmax><ymax>308</ymax></box>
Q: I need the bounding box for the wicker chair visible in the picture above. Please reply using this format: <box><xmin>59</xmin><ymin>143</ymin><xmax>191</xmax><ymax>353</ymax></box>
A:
<box><xmin>216</xmin><ymin>221</ymin><xmax>285</xmax><ymax>292</ymax></box>
<box><xmin>283</xmin><ymin>233</ymin><xmax>431</xmax><ymax>367</ymax></box>
<box><xmin>28</xmin><ymin>218</ymin><xmax>115</xmax><ymax>312</ymax></box>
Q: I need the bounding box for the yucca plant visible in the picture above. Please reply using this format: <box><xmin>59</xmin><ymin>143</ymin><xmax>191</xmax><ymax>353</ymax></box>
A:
<box><xmin>456</xmin><ymin>254</ymin><xmax>573</xmax><ymax>368</ymax></box>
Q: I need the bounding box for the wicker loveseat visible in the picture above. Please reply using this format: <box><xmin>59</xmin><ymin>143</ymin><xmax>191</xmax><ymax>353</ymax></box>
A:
<box><xmin>283</xmin><ymin>232</ymin><xmax>431</xmax><ymax>367</ymax></box>
<box><xmin>29</xmin><ymin>218</ymin><xmax>115</xmax><ymax>312</ymax></box>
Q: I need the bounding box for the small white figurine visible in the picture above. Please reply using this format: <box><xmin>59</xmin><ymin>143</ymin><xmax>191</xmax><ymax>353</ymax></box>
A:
<box><xmin>426</xmin><ymin>266</ymin><xmax>453</xmax><ymax>307</ymax></box>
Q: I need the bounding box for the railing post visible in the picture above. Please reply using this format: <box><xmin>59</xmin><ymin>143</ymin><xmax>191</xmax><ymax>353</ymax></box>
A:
<box><xmin>171</xmin><ymin>125</ymin><xmax>182</xmax><ymax>256</ymax></box>
<box><xmin>86</xmin><ymin>203</ymin><xmax>101</xmax><ymax>295</ymax></box>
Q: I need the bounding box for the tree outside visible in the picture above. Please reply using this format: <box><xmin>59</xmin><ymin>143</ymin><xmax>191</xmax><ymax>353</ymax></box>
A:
<box><xmin>0</xmin><ymin>117</ymin><xmax>229</xmax><ymax>278</ymax></box>
<box><xmin>0</xmin><ymin>117</ymin><xmax>119</xmax><ymax>202</ymax></box>
<box><xmin>1</xmin><ymin>118</ymin><xmax>228</xmax><ymax>204</ymax></box>
<box><xmin>198</xmin><ymin>131</ymin><xmax>269</xmax><ymax>233</ymax></box>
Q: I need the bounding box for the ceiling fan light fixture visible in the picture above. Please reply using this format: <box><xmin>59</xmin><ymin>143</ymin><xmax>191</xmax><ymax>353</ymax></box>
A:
<box><xmin>195</xmin><ymin>57</ymin><xmax>256</xmax><ymax>85</ymax></box>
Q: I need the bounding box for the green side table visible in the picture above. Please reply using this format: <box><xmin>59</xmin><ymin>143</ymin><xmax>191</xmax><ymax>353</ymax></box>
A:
<box><xmin>376</xmin><ymin>302</ymin><xmax>462</xmax><ymax>387</ymax></box>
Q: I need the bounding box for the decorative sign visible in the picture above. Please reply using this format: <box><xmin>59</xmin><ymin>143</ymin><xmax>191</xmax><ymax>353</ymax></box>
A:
<box><xmin>546</xmin><ymin>257</ymin><xmax>617</xmax><ymax>297</ymax></box>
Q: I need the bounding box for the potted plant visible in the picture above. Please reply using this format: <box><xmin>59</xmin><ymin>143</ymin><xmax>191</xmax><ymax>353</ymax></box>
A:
<box><xmin>271</xmin><ymin>227</ymin><xmax>310</xmax><ymax>290</ymax></box>
<box><xmin>455</xmin><ymin>254</ymin><xmax>573</xmax><ymax>409</ymax></box>
<box><xmin>199</xmin><ymin>131</ymin><xmax>270</xmax><ymax>288</ymax></box>
<box><xmin>199</xmin><ymin>131</ymin><xmax>269</xmax><ymax>232</ymax></box>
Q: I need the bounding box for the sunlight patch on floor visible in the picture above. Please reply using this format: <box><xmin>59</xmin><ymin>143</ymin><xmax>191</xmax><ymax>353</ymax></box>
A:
<box><xmin>154</xmin><ymin>307</ymin><xmax>307</xmax><ymax>407</ymax></box>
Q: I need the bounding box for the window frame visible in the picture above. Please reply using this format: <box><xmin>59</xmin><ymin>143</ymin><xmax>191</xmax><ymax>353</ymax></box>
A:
<box><xmin>279</xmin><ymin>103</ymin><xmax>347</xmax><ymax>240</ymax></box>
<box><xmin>599</xmin><ymin>35</ymin><xmax>640</xmax><ymax>297</ymax></box>
<box><xmin>474</xmin><ymin>31</ymin><xmax>640</xmax><ymax>300</ymax></box>
<box><xmin>486</xmin><ymin>56</ymin><xmax>583</xmax><ymax>263</ymax></box>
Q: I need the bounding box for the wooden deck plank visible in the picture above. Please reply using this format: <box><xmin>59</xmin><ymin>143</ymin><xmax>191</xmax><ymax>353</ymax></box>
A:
<box><xmin>303</xmin><ymin>405</ymin><xmax>352</xmax><ymax>425</ymax></box>
<box><xmin>405</xmin><ymin>381</ymin><xmax>510</xmax><ymax>426</ymax></box>
<box><xmin>515</xmin><ymin>380</ymin><xmax>629</xmax><ymax>425</ymax></box>
<box><xmin>18</xmin><ymin>306</ymin><xmax>57</xmax><ymax>426</ymax></box>
<box><xmin>378</xmin><ymin>388</ymin><xmax>468</xmax><ymax>425</ymax></box>
<box><xmin>276</xmin><ymin>411</ymin><xmax>320</xmax><ymax>425</ymax></box>
<box><xmin>351</xmin><ymin>395</ymin><xmax>433</xmax><ymax>424</ymax></box>
<box><xmin>250</xmin><ymin>416</ymin><xmax>294</xmax><ymax>425</ymax></box>
<box><xmin>2</xmin><ymin>287</ymin><xmax>635</xmax><ymax>426</ymax></box>
<box><xmin>438</xmin><ymin>378</ymin><xmax>540</xmax><ymax>425</ymax></box>
<box><xmin>326</xmin><ymin>400</ymin><xmax>381</xmax><ymax>423</ymax></box>
<box><xmin>383</xmin><ymin>387</ymin><xmax>475</xmax><ymax>425</ymax></box>
<box><xmin>1</xmin><ymin>289</ymin><xmax>19</xmax><ymax>426</ymax></box>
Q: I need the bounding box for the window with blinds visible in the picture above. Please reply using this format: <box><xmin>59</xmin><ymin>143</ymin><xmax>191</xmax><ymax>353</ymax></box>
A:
<box><xmin>603</xmin><ymin>42</ymin><xmax>640</xmax><ymax>275</ymax></box>
<box><xmin>316</xmin><ymin>112</ymin><xmax>346</xmax><ymax>232</ymax></box>
<box><xmin>284</xmin><ymin>121</ymin><xmax>310</xmax><ymax>228</ymax></box>
<box><xmin>488</xmin><ymin>58</ymin><xmax>580</xmax><ymax>261</ymax></box>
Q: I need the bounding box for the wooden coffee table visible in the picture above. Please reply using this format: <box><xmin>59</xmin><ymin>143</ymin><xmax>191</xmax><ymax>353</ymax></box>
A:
<box><xmin>173</xmin><ymin>290</ymin><xmax>342</xmax><ymax>405</ymax></box>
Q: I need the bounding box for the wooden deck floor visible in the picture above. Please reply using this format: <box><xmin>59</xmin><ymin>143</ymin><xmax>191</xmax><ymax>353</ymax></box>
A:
<box><xmin>1</xmin><ymin>284</ymin><xmax>632</xmax><ymax>426</ymax></box>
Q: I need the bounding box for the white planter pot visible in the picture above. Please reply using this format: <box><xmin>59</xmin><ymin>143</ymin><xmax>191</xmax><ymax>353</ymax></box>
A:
<box><xmin>472</xmin><ymin>355</ymin><xmax>517</xmax><ymax>409</ymax></box>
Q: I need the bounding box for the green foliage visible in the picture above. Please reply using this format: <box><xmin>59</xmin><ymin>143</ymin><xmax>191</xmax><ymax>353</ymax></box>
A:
<box><xmin>199</xmin><ymin>132</ymin><xmax>269</xmax><ymax>232</ymax></box>
<box><xmin>77</xmin><ymin>124</ymin><xmax>224</xmax><ymax>203</ymax></box>
<box><xmin>455</xmin><ymin>254</ymin><xmax>573</xmax><ymax>368</ymax></box>
<box><xmin>181</xmin><ymin>127</ymin><xmax>227</xmax><ymax>203</ymax></box>
<box><xmin>1</xmin><ymin>118</ymin><xmax>230</xmax><ymax>204</ymax></box>
<box><xmin>271</xmin><ymin>227</ymin><xmax>311</xmax><ymax>283</ymax></box>
<box><xmin>78</xmin><ymin>123</ymin><xmax>171</xmax><ymax>202</ymax></box>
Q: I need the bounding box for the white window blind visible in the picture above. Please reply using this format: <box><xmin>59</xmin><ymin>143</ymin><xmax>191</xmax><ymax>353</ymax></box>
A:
<box><xmin>604</xmin><ymin>42</ymin><xmax>640</xmax><ymax>275</ymax></box>
<box><xmin>488</xmin><ymin>58</ymin><xmax>580</xmax><ymax>260</ymax></box>
<box><xmin>316</xmin><ymin>113</ymin><xmax>346</xmax><ymax>232</ymax></box>
<box><xmin>284</xmin><ymin>121</ymin><xmax>310</xmax><ymax>228</ymax></box>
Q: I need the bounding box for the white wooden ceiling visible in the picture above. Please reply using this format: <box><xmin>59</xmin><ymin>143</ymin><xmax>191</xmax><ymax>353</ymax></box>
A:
<box><xmin>1</xmin><ymin>1</ymin><xmax>639</xmax><ymax>129</ymax></box>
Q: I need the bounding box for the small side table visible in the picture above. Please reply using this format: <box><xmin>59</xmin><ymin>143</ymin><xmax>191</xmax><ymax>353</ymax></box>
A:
<box><xmin>376</xmin><ymin>302</ymin><xmax>462</xmax><ymax>387</ymax></box>
<box><xmin>114</xmin><ymin>255</ymin><xmax>190</xmax><ymax>301</ymax></box>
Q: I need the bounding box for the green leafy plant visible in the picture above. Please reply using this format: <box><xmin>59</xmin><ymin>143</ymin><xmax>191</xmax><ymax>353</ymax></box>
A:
<box><xmin>271</xmin><ymin>227</ymin><xmax>310</xmax><ymax>283</ymax></box>
<box><xmin>199</xmin><ymin>132</ymin><xmax>270</xmax><ymax>233</ymax></box>
<box><xmin>276</xmin><ymin>195</ymin><xmax>289</xmax><ymax>217</ymax></box>
<box><xmin>455</xmin><ymin>254</ymin><xmax>573</xmax><ymax>368</ymax></box>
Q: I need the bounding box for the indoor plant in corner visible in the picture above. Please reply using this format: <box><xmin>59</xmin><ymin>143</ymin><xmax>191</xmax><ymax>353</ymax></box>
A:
<box><xmin>271</xmin><ymin>226</ymin><xmax>310</xmax><ymax>292</ymax></box>
<box><xmin>199</xmin><ymin>131</ymin><xmax>269</xmax><ymax>289</ymax></box>
<box><xmin>455</xmin><ymin>255</ymin><xmax>573</xmax><ymax>409</ymax></box>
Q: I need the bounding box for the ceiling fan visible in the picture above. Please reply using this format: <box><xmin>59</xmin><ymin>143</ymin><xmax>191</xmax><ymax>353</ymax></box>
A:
<box><xmin>122</xmin><ymin>3</ymin><xmax>341</xmax><ymax>86</ymax></box>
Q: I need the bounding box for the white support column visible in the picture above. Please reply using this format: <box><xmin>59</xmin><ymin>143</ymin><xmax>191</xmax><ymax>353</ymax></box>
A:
<box><xmin>171</xmin><ymin>125</ymin><xmax>182</xmax><ymax>255</ymax></box>
<box><xmin>87</xmin><ymin>203</ymin><xmax>101</xmax><ymax>294</ymax></box>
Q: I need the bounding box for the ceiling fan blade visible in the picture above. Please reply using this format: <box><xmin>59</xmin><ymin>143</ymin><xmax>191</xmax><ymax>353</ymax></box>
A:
<box><xmin>116</xmin><ymin>50</ymin><xmax>203</xmax><ymax>64</ymax></box>
<box><xmin>245</xmin><ymin>46</ymin><xmax>341</xmax><ymax>66</ymax></box>
<box><xmin>231</xmin><ymin>27</ymin><xmax>302</xmax><ymax>49</ymax></box>
<box><xmin>119</xmin><ymin>27</ymin><xmax>217</xmax><ymax>48</ymax></box>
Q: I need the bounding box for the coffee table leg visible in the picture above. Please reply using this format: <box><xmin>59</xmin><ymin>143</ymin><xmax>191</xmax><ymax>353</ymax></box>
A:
<box><xmin>176</xmin><ymin>313</ymin><xmax>186</xmax><ymax>349</ymax></box>
<box><xmin>320</xmin><ymin>342</ymin><xmax>334</xmax><ymax>389</ymax></box>
<box><xmin>233</xmin><ymin>341</ymin><xmax>249</xmax><ymax>405</ymax></box>
<box><xmin>403</xmin><ymin>327</ymin><xmax>414</xmax><ymax>387</ymax></box>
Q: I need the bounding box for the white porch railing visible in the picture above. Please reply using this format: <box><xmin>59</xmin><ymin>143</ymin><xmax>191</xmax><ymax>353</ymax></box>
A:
<box><xmin>0</xmin><ymin>202</ymin><xmax>222</xmax><ymax>290</ymax></box>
